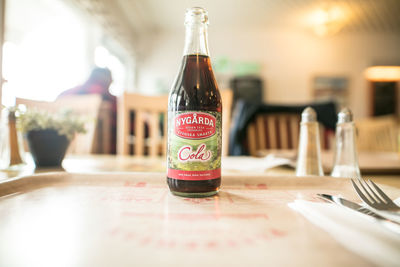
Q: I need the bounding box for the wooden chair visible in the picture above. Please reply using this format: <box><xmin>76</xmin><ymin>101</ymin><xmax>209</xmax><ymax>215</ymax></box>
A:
<box><xmin>355</xmin><ymin>115</ymin><xmax>399</xmax><ymax>152</ymax></box>
<box><xmin>92</xmin><ymin>101</ymin><xmax>113</xmax><ymax>154</ymax></box>
<box><xmin>117</xmin><ymin>92</ymin><xmax>168</xmax><ymax>157</ymax></box>
<box><xmin>245</xmin><ymin>113</ymin><xmax>333</xmax><ymax>156</ymax></box>
<box><xmin>229</xmin><ymin>101</ymin><xmax>337</xmax><ymax>156</ymax></box>
<box><xmin>16</xmin><ymin>95</ymin><xmax>105</xmax><ymax>154</ymax></box>
<box><xmin>221</xmin><ymin>89</ymin><xmax>233</xmax><ymax>156</ymax></box>
<box><xmin>117</xmin><ymin>90</ymin><xmax>233</xmax><ymax>157</ymax></box>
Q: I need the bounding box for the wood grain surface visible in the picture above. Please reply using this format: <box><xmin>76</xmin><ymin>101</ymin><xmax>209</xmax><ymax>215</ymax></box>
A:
<box><xmin>1</xmin><ymin>172</ymin><xmax>396</xmax><ymax>266</ymax></box>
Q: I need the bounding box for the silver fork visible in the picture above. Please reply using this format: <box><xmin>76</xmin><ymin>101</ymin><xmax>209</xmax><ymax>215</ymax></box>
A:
<box><xmin>351</xmin><ymin>178</ymin><xmax>400</xmax><ymax>212</ymax></box>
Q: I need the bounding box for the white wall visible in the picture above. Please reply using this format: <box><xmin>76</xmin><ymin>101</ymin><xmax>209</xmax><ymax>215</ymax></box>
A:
<box><xmin>136</xmin><ymin>28</ymin><xmax>400</xmax><ymax>118</ymax></box>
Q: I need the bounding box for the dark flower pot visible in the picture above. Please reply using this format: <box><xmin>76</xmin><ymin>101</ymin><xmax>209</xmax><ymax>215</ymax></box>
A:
<box><xmin>26</xmin><ymin>129</ymin><xmax>70</xmax><ymax>167</ymax></box>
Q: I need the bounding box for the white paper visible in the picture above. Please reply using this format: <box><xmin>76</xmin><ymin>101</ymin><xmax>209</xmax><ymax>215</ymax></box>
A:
<box><xmin>289</xmin><ymin>199</ymin><xmax>400</xmax><ymax>267</ymax></box>
<box><xmin>366</xmin><ymin>198</ymin><xmax>400</xmax><ymax>224</ymax></box>
<box><xmin>222</xmin><ymin>154</ymin><xmax>294</xmax><ymax>172</ymax></box>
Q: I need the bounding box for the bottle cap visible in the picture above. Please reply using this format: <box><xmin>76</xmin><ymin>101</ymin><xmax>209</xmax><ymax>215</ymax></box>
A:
<box><xmin>185</xmin><ymin>7</ymin><xmax>208</xmax><ymax>25</ymax></box>
<box><xmin>338</xmin><ymin>107</ymin><xmax>353</xmax><ymax>123</ymax></box>
<box><xmin>301</xmin><ymin>107</ymin><xmax>317</xmax><ymax>122</ymax></box>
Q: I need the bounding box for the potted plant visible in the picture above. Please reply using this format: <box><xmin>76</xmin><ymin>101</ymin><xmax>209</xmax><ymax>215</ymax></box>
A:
<box><xmin>18</xmin><ymin>109</ymin><xmax>86</xmax><ymax>167</ymax></box>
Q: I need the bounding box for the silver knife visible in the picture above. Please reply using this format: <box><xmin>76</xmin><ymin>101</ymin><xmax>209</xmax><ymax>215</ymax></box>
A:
<box><xmin>317</xmin><ymin>194</ymin><xmax>400</xmax><ymax>233</ymax></box>
<box><xmin>318</xmin><ymin>194</ymin><xmax>379</xmax><ymax>216</ymax></box>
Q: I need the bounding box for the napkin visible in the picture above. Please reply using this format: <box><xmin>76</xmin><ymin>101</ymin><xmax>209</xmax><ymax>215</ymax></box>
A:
<box><xmin>289</xmin><ymin>199</ymin><xmax>400</xmax><ymax>267</ymax></box>
<box><xmin>222</xmin><ymin>154</ymin><xmax>294</xmax><ymax>172</ymax></box>
<box><xmin>369</xmin><ymin>208</ymin><xmax>400</xmax><ymax>224</ymax></box>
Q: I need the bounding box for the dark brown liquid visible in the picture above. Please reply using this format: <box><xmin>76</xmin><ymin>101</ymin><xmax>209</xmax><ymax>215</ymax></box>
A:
<box><xmin>167</xmin><ymin>54</ymin><xmax>222</xmax><ymax>196</ymax></box>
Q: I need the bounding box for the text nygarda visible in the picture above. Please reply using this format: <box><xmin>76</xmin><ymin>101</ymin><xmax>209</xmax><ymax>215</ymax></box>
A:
<box><xmin>175</xmin><ymin>113</ymin><xmax>214</xmax><ymax>127</ymax></box>
<box><xmin>174</xmin><ymin>112</ymin><xmax>216</xmax><ymax>139</ymax></box>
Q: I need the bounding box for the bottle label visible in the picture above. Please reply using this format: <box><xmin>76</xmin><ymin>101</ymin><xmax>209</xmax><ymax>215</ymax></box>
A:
<box><xmin>168</xmin><ymin>111</ymin><xmax>221</xmax><ymax>180</ymax></box>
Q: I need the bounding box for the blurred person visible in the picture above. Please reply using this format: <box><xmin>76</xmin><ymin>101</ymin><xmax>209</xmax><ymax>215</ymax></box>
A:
<box><xmin>58</xmin><ymin>67</ymin><xmax>117</xmax><ymax>154</ymax></box>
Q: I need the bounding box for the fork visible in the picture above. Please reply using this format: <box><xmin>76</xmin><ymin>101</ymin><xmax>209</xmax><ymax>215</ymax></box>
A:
<box><xmin>351</xmin><ymin>178</ymin><xmax>400</xmax><ymax>213</ymax></box>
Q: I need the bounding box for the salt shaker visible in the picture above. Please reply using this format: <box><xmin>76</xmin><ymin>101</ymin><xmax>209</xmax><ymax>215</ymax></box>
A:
<box><xmin>331</xmin><ymin>108</ymin><xmax>361</xmax><ymax>178</ymax></box>
<box><xmin>296</xmin><ymin>107</ymin><xmax>324</xmax><ymax>176</ymax></box>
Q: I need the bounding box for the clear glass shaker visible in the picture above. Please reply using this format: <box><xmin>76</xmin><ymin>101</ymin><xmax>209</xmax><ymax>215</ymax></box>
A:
<box><xmin>331</xmin><ymin>108</ymin><xmax>361</xmax><ymax>178</ymax></box>
<box><xmin>296</xmin><ymin>107</ymin><xmax>324</xmax><ymax>176</ymax></box>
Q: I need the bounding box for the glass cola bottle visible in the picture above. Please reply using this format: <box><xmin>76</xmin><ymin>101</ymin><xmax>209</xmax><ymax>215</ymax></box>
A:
<box><xmin>167</xmin><ymin>7</ymin><xmax>222</xmax><ymax>197</ymax></box>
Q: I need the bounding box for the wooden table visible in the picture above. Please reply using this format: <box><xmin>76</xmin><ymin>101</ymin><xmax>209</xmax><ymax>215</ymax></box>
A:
<box><xmin>3</xmin><ymin>153</ymin><xmax>399</xmax><ymax>188</ymax></box>
<box><xmin>256</xmin><ymin>150</ymin><xmax>400</xmax><ymax>188</ymax></box>
<box><xmin>0</xmin><ymin>154</ymin><xmax>399</xmax><ymax>266</ymax></box>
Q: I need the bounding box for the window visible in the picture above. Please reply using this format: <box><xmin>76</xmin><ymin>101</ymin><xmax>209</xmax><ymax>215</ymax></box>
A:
<box><xmin>2</xmin><ymin>0</ymin><xmax>91</xmax><ymax>106</ymax></box>
<box><xmin>2</xmin><ymin>0</ymin><xmax>131</xmax><ymax>106</ymax></box>
<box><xmin>94</xmin><ymin>46</ymin><xmax>126</xmax><ymax>97</ymax></box>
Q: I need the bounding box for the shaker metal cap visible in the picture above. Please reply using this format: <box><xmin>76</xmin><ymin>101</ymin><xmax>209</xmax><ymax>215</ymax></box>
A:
<box><xmin>185</xmin><ymin>7</ymin><xmax>208</xmax><ymax>25</ymax></box>
<box><xmin>301</xmin><ymin>107</ymin><xmax>317</xmax><ymax>122</ymax></box>
<box><xmin>338</xmin><ymin>107</ymin><xmax>353</xmax><ymax>123</ymax></box>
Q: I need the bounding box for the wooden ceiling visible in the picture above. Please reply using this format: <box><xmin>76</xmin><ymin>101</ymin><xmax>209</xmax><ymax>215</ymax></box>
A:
<box><xmin>71</xmin><ymin>0</ymin><xmax>400</xmax><ymax>57</ymax></box>
<box><xmin>115</xmin><ymin>0</ymin><xmax>400</xmax><ymax>33</ymax></box>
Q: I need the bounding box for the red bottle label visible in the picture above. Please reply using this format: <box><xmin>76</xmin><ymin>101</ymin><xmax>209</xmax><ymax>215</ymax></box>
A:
<box><xmin>174</xmin><ymin>112</ymin><xmax>216</xmax><ymax>139</ymax></box>
<box><xmin>168</xmin><ymin>111</ymin><xmax>221</xmax><ymax>181</ymax></box>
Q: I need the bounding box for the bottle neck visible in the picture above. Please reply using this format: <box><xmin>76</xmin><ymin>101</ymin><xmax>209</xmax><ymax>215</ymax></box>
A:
<box><xmin>183</xmin><ymin>23</ymin><xmax>209</xmax><ymax>56</ymax></box>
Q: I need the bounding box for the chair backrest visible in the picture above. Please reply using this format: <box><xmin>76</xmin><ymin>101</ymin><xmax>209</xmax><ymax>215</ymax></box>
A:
<box><xmin>117</xmin><ymin>92</ymin><xmax>168</xmax><ymax>156</ymax></box>
<box><xmin>92</xmin><ymin>101</ymin><xmax>113</xmax><ymax>154</ymax></box>
<box><xmin>16</xmin><ymin>95</ymin><xmax>103</xmax><ymax>154</ymax></box>
<box><xmin>245</xmin><ymin>113</ymin><xmax>332</xmax><ymax>156</ymax></box>
<box><xmin>229</xmin><ymin>100</ymin><xmax>337</xmax><ymax>156</ymax></box>
<box><xmin>355</xmin><ymin>115</ymin><xmax>399</xmax><ymax>152</ymax></box>
<box><xmin>118</xmin><ymin>90</ymin><xmax>233</xmax><ymax>157</ymax></box>
<box><xmin>221</xmin><ymin>89</ymin><xmax>233</xmax><ymax>156</ymax></box>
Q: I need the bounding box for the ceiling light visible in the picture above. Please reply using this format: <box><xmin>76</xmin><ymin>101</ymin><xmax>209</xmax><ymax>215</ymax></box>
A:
<box><xmin>365</xmin><ymin>66</ymin><xmax>400</xmax><ymax>81</ymax></box>
<box><xmin>309</xmin><ymin>6</ymin><xmax>345</xmax><ymax>37</ymax></box>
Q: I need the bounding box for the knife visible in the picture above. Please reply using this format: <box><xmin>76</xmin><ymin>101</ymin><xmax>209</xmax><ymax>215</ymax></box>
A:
<box><xmin>318</xmin><ymin>194</ymin><xmax>377</xmax><ymax>215</ymax></box>
<box><xmin>317</xmin><ymin>194</ymin><xmax>400</xmax><ymax>233</ymax></box>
